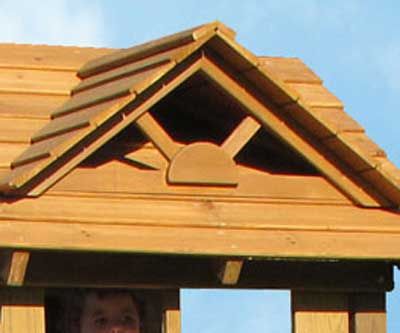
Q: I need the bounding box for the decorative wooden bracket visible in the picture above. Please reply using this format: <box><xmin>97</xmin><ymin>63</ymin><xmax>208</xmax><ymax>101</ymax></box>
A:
<box><xmin>0</xmin><ymin>250</ymin><xmax>30</xmax><ymax>286</ymax></box>
<box><xmin>217</xmin><ymin>259</ymin><xmax>244</xmax><ymax>285</ymax></box>
<box><xmin>136</xmin><ymin>110</ymin><xmax>260</xmax><ymax>187</ymax></box>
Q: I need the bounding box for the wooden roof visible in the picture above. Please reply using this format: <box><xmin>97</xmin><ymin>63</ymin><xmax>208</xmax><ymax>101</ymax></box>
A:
<box><xmin>0</xmin><ymin>21</ymin><xmax>399</xmax><ymax>207</ymax></box>
<box><xmin>0</xmin><ymin>21</ymin><xmax>400</xmax><ymax>263</ymax></box>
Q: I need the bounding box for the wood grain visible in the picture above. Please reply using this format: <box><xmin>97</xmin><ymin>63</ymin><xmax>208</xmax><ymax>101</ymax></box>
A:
<box><xmin>221</xmin><ymin>116</ymin><xmax>260</xmax><ymax>157</ymax></box>
<box><xmin>6</xmin><ymin>250</ymin><xmax>30</xmax><ymax>286</ymax></box>
<box><xmin>0</xmin><ymin>68</ymin><xmax>78</xmax><ymax>95</ymax></box>
<box><xmin>0</xmin><ymin>288</ymin><xmax>45</xmax><ymax>333</ymax></box>
<box><xmin>218</xmin><ymin>260</ymin><xmax>243</xmax><ymax>285</ymax></box>
<box><xmin>0</xmin><ymin>117</ymin><xmax>48</xmax><ymax>143</ymax></box>
<box><xmin>292</xmin><ymin>292</ymin><xmax>349</xmax><ymax>333</ymax></box>
<box><xmin>167</xmin><ymin>142</ymin><xmax>238</xmax><ymax>186</ymax></box>
<box><xmin>48</xmin><ymin>159</ymin><xmax>349</xmax><ymax>204</ymax></box>
<box><xmin>0</xmin><ymin>43</ymin><xmax>114</xmax><ymax>70</ymax></box>
<box><xmin>200</xmin><ymin>57</ymin><xmax>381</xmax><ymax>207</ymax></box>
<box><xmin>289</xmin><ymin>83</ymin><xmax>343</xmax><ymax>108</ymax></box>
<box><xmin>0</xmin><ymin>143</ymin><xmax>29</xmax><ymax>168</ymax></box>
<box><xmin>136</xmin><ymin>112</ymin><xmax>179</xmax><ymax>161</ymax></box>
<box><xmin>18</xmin><ymin>57</ymin><xmax>204</xmax><ymax>196</ymax></box>
<box><xmin>1</xmin><ymin>214</ymin><xmax>400</xmax><ymax>259</ymax></box>
<box><xmin>0</xmin><ymin>93</ymin><xmax>68</xmax><ymax>118</ymax></box>
<box><xmin>163</xmin><ymin>309</ymin><xmax>181</xmax><ymax>333</ymax></box>
<box><xmin>259</xmin><ymin>57</ymin><xmax>322</xmax><ymax>84</ymax></box>
<box><xmin>351</xmin><ymin>293</ymin><xmax>386</xmax><ymax>333</ymax></box>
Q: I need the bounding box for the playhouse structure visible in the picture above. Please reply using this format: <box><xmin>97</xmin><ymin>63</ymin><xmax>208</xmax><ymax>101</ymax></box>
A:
<box><xmin>0</xmin><ymin>22</ymin><xmax>400</xmax><ymax>333</ymax></box>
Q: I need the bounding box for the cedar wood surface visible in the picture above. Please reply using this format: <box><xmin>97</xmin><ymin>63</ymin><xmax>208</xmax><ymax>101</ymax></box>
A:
<box><xmin>0</xmin><ymin>22</ymin><xmax>400</xmax><ymax>260</ymax></box>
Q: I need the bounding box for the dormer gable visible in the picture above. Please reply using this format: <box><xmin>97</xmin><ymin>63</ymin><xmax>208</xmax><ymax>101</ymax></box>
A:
<box><xmin>0</xmin><ymin>21</ymin><xmax>399</xmax><ymax>209</ymax></box>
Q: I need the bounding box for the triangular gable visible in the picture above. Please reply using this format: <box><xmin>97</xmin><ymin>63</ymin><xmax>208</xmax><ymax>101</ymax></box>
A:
<box><xmin>0</xmin><ymin>22</ymin><xmax>399</xmax><ymax>208</ymax></box>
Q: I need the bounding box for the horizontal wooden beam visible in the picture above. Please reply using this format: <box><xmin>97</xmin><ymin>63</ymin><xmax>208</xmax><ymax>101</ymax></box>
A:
<box><xmin>24</xmin><ymin>252</ymin><xmax>393</xmax><ymax>291</ymax></box>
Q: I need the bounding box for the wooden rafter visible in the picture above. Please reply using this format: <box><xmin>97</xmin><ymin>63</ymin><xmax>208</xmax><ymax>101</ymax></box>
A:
<box><xmin>221</xmin><ymin>116</ymin><xmax>260</xmax><ymax>157</ymax></box>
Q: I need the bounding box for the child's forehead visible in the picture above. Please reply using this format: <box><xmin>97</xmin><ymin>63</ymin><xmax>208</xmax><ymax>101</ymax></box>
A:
<box><xmin>83</xmin><ymin>292</ymin><xmax>138</xmax><ymax>314</ymax></box>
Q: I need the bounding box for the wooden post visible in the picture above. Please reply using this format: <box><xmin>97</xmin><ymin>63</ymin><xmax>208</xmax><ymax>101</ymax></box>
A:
<box><xmin>0</xmin><ymin>288</ymin><xmax>45</xmax><ymax>333</ymax></box>
<box><xmin>350</xmin><ymin>293</ymin><xmax>386</xmax><ymax>333</ymax></box>
<box><xmin>161</xmin><ymin>290</ymin><xmax>181</xmax><ymax>333</ymax></box>
<box><xmin>291</xmin><ymin>292</ymin><xmax>349</xmax><ymax>333</ymax></box>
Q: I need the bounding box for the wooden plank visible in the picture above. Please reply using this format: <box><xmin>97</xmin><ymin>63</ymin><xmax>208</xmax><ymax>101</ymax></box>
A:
<box><xmin>163</xmin><ymin>309</ymin><xmax>181</xmax><ymax>333</ymax></box>
<box><xmin>11</xmin><ymin>128</ymin><xmax>90</xmax><ymax>168</ymax></box>
<box><xmin>0</xmin><ymin>143</ymin><xmax>28</xmax><ymax>168</ymax></box>
<box><xmin>0</xmin><ymin>117</ymin><xmax>48</xmax><ymax>143</ymax></box>
<box><xmin>2</xmin><ymin>194</ymin><xmax>399</xmax><ymax>233</ymax></box>
<box><xmin>19</xmin><ymin>56</ymin><xmax>204</xmax><ymax>196</ymax></box>
<box><xmin>48</xmin><ymin>160</ymin><xmax>349</xmax><ymax>204</ymax></box>
<box><xmin>0</xmin><ymin>93</ymin><xmax>68</xmax><ymax>118</ymax></box>
<box><xmin>362</xmin><ymin>161</ymin><xmax>400</xmax><ymax>206</ymax></box>
<box><xmin>0</xmin><ymin>68</ymin><xmax>78</xmax><ymax>95</ymax></box>
<box><xmin>0</xmin><ymin>43</ymin><xmax>114</xmax><ymax>70</ymax></box>
<box><xmin>289</xmin><ymin>83</ymin><xmax>344</xmax><ymax>108</ymax></box>
<box><xmin>162</xmin><ymin>291</ymin><xmax>181</xmax><ymax>333</ymax></box>
<box><xmin>1</xmin><ymin>216</ymin><xmax>400</xmax><ymax>260</ymax></box>
<box><xmin>136</xmin><ymin>112</ymin><xmax>180</xmax><ymax>161</ymax></box>
<box><xmin>54</xmin><ymin>62</ymin><xmax>174</xmax><ymax>118</ymax></box>
<box><xmin>221</xmin><ymin>116</ymin><xmax>260</xmax><ymax>157</ymax></box>
<box><xmin>292</xmin><ymin>292</ymin><xmax>349</xmax><ymax>333</ymax></box>
<box><xmin>77</xmin><ymin>21</ymin><xmax>220</xmax><ymax>78</ymax></box>
<box><xmin>218</xmin><ymin>260</ymin><xmax>243</xmax><ymax>285</ymax></box>
<box><xmin>200</xmin><ymin>57</ymin><xmax>382</xmax><ymax>207</ymax></box>
<box><xmin>258</xmin><ymin>57</ymin><xmax>322</xmax><ymax>84</ymax></box>
<box><xmin>284</xmin><ymin>105</ymin><xmax>364</xmax><ymax>139</ymax></box>
<box><xmin>324</xmin><ymin>132</ymin><xmax>386</xmax><ymax>172</ymax></box>
<box><xmin>32</xmin><ymin>96</ymin><xmax>131</xmax><ymax>144</ymax></box>
<box><xmin>0</xmin><ymin>288</ymin><xmax>45</xmax><ymax>333</ymax></box>
<box><xmin>167</xmin><ymin>142</ymin><xmax>238</xmax><ymax>186</ymax></box>
<box><xmin>0</xmin><ymin>167</ymin><xmax>9</xmax><ymax>180</ymax></box>
<box><xmin>25</xmin><ymin>252</ymin><xmax>393</xmax><ymax>291</ymax></box>
<box><xmin>5</xmin><ymin>250</ymin><xmax>30</xmax><ymax>286</ymax></box>
<box><xmin>351</xmin><ymin>293</ymin><xmax>386</xmax><ymax>333</ymax></box>
<box><xmin>73</xmin><ymin>50</ymin><xmax>174</xmax><ymax>94</ymax></box>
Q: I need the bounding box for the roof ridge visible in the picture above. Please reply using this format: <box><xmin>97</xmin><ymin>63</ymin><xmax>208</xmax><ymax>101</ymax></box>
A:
<box><xmin>78</xmin><ymin>21</ymin><xmax>235</xmax><ymax>79</ymax></box>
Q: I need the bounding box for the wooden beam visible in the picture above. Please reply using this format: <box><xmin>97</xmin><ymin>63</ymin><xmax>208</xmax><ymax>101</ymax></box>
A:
<box><xmin>24</xmin><ymin>252</ymin><xmax>393</xmax><ymax>291</ymax></box>
<box><xmin>0</xmin><ymin>288</ymin><xmax>45</xmax><ymax>333</ymax></box>
<box><xmin>162</xmin><ymin>290</ymin><xmax>181</xmax><ymax>333</ymax></box>
<box><xmin>292</xmin><ymin>292</ymin><xmax>349</xmax><ymax>333</ymax></box>
<box><xmin>221</xmin><ymin>116</ymin><xmax>260</xmax><ymax>157</ymax></box>
<box><xmin>351</xmin><ymin>293</ymin><xmax>386</xmax><ymax>333</ymax></box>
<box><xmin>163</xmin><ymin>309</ymin><xmax>181</xmax><ymax>333</ymax></box>
<box><xmin>136</xmin><ymin>112</ymin><xmax>180</xmax><ymax>161</ymax></box>
<box><xmin>218</xmin><ymin>260</ymin><xmax>243</xmax><ymax>285</ymax></box>
<box><xmin>200</xmin><ymin>57</ymin><xmax>381</xmax><ymax>207</ymax></box>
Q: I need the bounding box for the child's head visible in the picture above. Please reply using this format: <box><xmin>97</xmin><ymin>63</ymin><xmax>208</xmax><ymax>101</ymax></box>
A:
<box><xmin>68</xmin><ymin>289</ymin><xmax>142</xmax><ymax>333</ymax></box>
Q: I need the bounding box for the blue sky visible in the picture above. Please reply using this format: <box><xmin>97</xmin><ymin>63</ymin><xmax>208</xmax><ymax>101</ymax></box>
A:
<box><xmin>1</xmin><ymin>1</ymin><xmax>399</xmax><ymax>332</ymax></box>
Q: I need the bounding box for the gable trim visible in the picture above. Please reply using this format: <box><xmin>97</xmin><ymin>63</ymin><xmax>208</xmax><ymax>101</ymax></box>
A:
<box><xmin>198</xmin><ymin>57</ymin><xmax>385</xmax><ymax>207</ymax></box>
